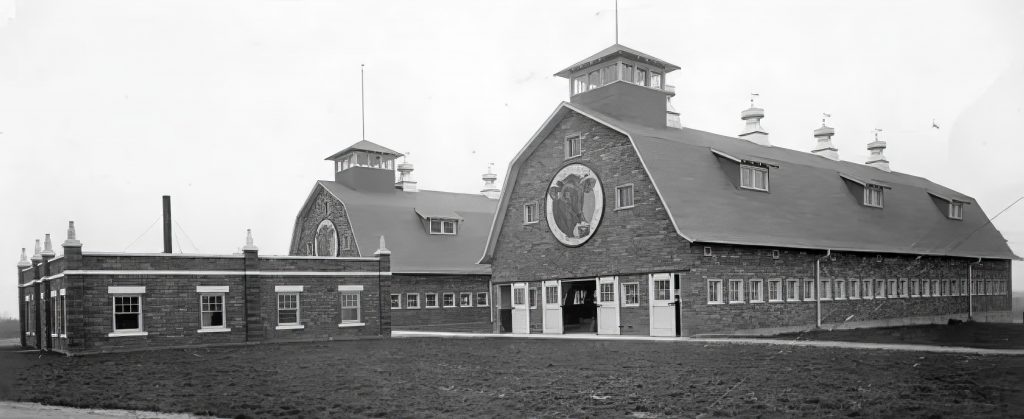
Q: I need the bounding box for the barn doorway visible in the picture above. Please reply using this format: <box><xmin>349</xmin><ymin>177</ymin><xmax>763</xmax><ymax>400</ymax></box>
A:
<box><xmin>561</xmin><ymin>279</ymin><xmax>597</xmax><ymax>334</ymax></box>
<box><xmin>498</xmin><ymin>285</ymin><xmax>512</xmax><ymax>333</ymax></box>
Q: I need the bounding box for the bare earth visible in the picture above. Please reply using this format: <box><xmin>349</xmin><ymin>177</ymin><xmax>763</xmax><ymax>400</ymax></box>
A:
<box><xmin>769</xmin><ymin>322</ymin><xmax>1024</xmax><ymax>350</ymax></box>
<box><xmin>1</xmin><ymin>336</ymin><xmax>1023</xmax><ymax>418</ymax></box>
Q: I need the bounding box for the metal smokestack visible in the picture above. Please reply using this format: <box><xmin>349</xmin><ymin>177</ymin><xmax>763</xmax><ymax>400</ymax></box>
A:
<box><xmin>162</xmin><ymin>195</ymin><xmax>172</xmax><ymax>253</ymax></box>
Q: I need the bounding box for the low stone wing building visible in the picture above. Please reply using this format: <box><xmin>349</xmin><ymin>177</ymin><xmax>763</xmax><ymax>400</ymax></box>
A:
<box><xmin>289</xmin><ymin>140</ymin><xmax>498</xmax><ymax>332</ymax></box>
<box><xmin>18</xmin><ymin>225</ymin><xmax>392</xmax><ymax>355</ymax></box>
<box><xmin>479</xmin><ymin>44</ymin><xmax>1017</xmax><ymax>336</ymax></box>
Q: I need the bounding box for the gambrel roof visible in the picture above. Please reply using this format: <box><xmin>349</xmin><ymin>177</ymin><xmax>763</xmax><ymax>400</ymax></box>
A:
<box><xmin>479</xmin><ymin>102</ymin><xmax>1018</xmax><ymax>263</ymax></box>
<box><xmin>300</xmin><ymin>181</ymin><xmax>496</xmax><ymax>274</ymax></box>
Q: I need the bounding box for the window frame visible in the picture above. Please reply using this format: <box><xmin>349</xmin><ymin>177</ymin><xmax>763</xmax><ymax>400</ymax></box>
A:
<box><xmin>199</xmin><ymin>293</ymin><xmax>228</xmax><ymax>332</ymax></box>
<box><xmin>803</xmin><ymin>280</ymin><xmax>815</xmax><ymax>301</ymax></box>
<box><xmin>390</xmin><ymin>293</ymin><xmax>402</xmax><ymax>309</ymax></box>
<box><xmin>564</xmin><ymin>133</ymin><xmax>582</xmax><ymax>159</ymax></box>
<box><xmin>863</xmin><ymin>185</ymin><xmax>884</xmax><ymax>208</ymax></box>
<box><xmin>766</xmin><ymin>279</ymin><xmax>782</xmax><ymax>302</ymax></box>
<box><xmin>622</xmin><ymin>282</ymin><xmax>640</xmax><ymax>307</ymax></box>
<box><xmin>615</xmin><ymin>184</ymin><xmax>635</xmax><ymax>210</ymax></box>
<box><xmin>425</xmin><ymin>293</ymin><xmax>439</xmax><ymax>308</ymax></box>
<box><xmin>406</xmin><ymin>293</ymin><xmax>421</xmax><ymax>309</ymax></box>
<box><xmin>59</xmin><ymin>290</ymin><xmax>67</xmax><ymax>338</ymax></box>
<box><xmin>739</xmin><ymin>165</ymin><xmax>769</xmax><ymax>192</ymax></box>
<box><xmin>337</xmin><ymin>286</ymin><xmax>363</xmax><ymax>327</ymax></box>
<box><xmin>785</xmin><ymin>279</ymin><xmax>799</xmax><ymax>302</ymax></box>
<box><xmin>528</xmin><ymin>288</ymin><xmax>538</xmax><ymax>309</ymax></box>
<box><xmin>460</xmin><ymin>292</ymin><xmax>473</xmax><ymax>308</ymax></box>
<box><xmin>523</xmin><ymin>202</ymin><xmax>539</xmax><ymax>224</ymax></box>
<box><xmin>112</xmin><ymin>295</ymin><xmax>144</xmax><ymax>334</ymax></box>
<box><xmin>707</xmin><ymin>279</ymin><xmax>724</xmax><ymax>305</ymax></box>
<box><xmin>276</xmin><ymin>292</ymin><xmax>302</xmax><ymax>329</ymax></box>
<box><xmin>835</xmin><ymin>279</ymin><xmax>846</xmax><ymax>299</ymax></box>
<box><xmin>819</xmin><ymin>279</ymin><xmax>832</xmax><ymax>301</ymax></box>
<box><xmin>728</xmin><ymin>279</ymin><xmax>744</xmax><ymax>304</ymax></box>
<box><xmin>442</xmin><ymin>292</ymin><xmax>456</xmax><ymax>308</ymax></box>
<box><xmin>948</xmin><ymin>202</ymin><xmax>964</xmax><ymax>220</ymax></box>
<box><xmin>748</xmin><ymin>279</ymin><xmax>764</xmax><ymax>303</ymax></box>
<box><xmin>429</xmin><ymin>218</ymin><xmax>458</xmax><ymax>235</ymax></box>
<box><xmin>475</xmin><ymin>292</ymin><xmax>489</xmax><ymax>307</ymax></box>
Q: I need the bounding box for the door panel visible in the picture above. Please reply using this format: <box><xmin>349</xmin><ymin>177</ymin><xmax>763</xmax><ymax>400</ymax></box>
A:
<box><xmin>649</xmin><ymin>273</ymin><xmax>676</xmax><ymax>336</ymax></box>
<box><xmin>542</xmin><ymin>281</ymin><xmax>563</xmax><ymax>334</ymax></box>
<box><xmin>511</xmin><ymin>283</ymin><xmax>529</xmax><ymax>334</ymax></box>
<box><xmin>596</xmin><ymin>277</ymin><xmax>620</xmax><ymax>335</ymax></box>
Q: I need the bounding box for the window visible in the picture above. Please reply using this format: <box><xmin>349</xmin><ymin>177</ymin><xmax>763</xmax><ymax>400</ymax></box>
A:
<box><xmin>588</xmin><ymin>70</ymin><xmax>600</xmax><ymax>90</ymax></box>
<box><xmin>306</xmin><ymin>243</ymin><xmax>313</xmax><ymax>256</ymax></box>
<box><xmin>650</xmin><ymin>72</ymin><xmax>662</xmax><ymax>89</ymax></box>
<box><xmin>653</xmin><ymin>277</ymin><xmax>671</xmax><ymax>301</ymax></box>
<box><xmin>443</xmin><ymin>292</ymin><xmax>456</xmax><ymax>307</ymax></box>
<box><xmin>277</xmin><ymin>293</ymin><xmax>300</xmax><ymax>325</ymax></box>
<box><xmin>58</xmin><ymin>291</ymin><xmax>67</xmax><ymax>337</ymax></box>
<box><xmin>835</xmin><ymin>280</ymin><xmax>846</xmax><ymax>299</ymax></box>
<box><xmin>932</xmin><ymin>280</ymin><xmax>940</xmax><ymax>296</ymax></box>
<box><xmin>425</xmin><ymin>293</ymin><xmax>438</xmax><ymax>308</ymax></box>
<box><xmin>565</xmin><ymin>134</ymin><xmax>582</xmax><ymax>159</ymax></box>
<box><xmin>636</xmin><ymin>68</ymin><xmax>648</xmax><ymax>86</ymax></box>
<box><xmin>873</xmin><ymin>280</ymin><xmax>884</xmax><ymax>298</ymax></box>
<box><xmin>340</xmin><ymin>292</ymin><xmax>360</xmax><ymax>324</ymax></box>
<box><xmin>850</xmin><ymin>279</ymin><xmax>861</xmax><ymax>299</ymax></box>
<box><xmin>50</xmin><ymin>292</ymin><xmax>58</xmax><ymax>337</ymax></box>
<box><xmin>523</xmin><ymin>202</ymin><xmax>539</xmax><ymax>224</ymax></box>
<box><xmin>390</xmin><ymin>294</ymin><xmax>401</xmax><ymax>309</ymax></box>
<box><xmin>922</xmin><ymin>280</ymin><xmax>931</xmax><ymax>297</ymax></box>
<box><xmin>949</xmin><ymin>202</ymin><xmax>964</xmax><ymax>220</ymax></box>
<box><xmin>864</xmin><ymin>186</ymin><xmax>883</xmax><ymax>208</ymax></box>
<box><xmin>200</xmin><ymin>294</ymin><xmax>225</xmax><ymax>329</ymax></box>
<box><xmin>772</xmin><ymin>250</ymin><xmax>780</xmax><ymax>260</ymax></box>
<box><xmin>623</xmin><ymin>283</ymin><xmax>640</xmax><ymax>306</ymax></box>
<box><xmin>113</xmin><ymin>295</ymin><xmax>142</xmax><ymax>332</ymax></box>
<box><xmin>888</xmin><ymin>280</ymin><xmax>897</xmax><ymax>298</ymax></box>
<box><xmin>740</xmin><ymin>165</ymin><xmax>769</xmax><ymax>191</ymax></box>
<box><xmin>728</xmin><ymin>280</ymin><xmax>744</xmax><ymax>303</ymax></box>
<box><xmin>950</xmin><ymin>280</ymin><xmax>958</xmax><ymax>296</ymax></box>
<box><xmin>406</xmin><ymin>293</ymin><xmax>420</xmax><ymax>309</ymax></box>
<box><xmin>573</xmin><ymin>75</ymin><xmax>587</xmax><ymax>95</ymax></box>
<box><xmin>767</xmin><ymin>280</ymin><xmax>782</xmax><ymax>302</ymax></box>
<box><xmin>460</xmin><ymin>292</ymin><xmax>473</xmax><ymax>307</ymax></box>
<box><xmin>748</xmin><ymin>279</ymin><xmax>764</xmax><ymax>303</ymax></box>
<box><xmin>707</xmin><ymin>279</ymin><xmax>724</xmax><ymax>304</ymax></box>
<box><xmin>545</xmin><ymin>285</ymin><xmax>559</xmax><ymax>305</ymax></box>
<box><xmin>939</xmin><ymin>280</ymin><xmax>947</xmax><ymax>296</ymax></box>
<box><xmin>786</xmin><ymin>279</ymin><xmax>799</xmax><ymax>301</ymax></box>
<box><xmin>341</xmin><ymin>235</ymin><xmax>351</xmax><ymax>250</ymax></box>
<box><xmin>528</xmin><ymin>288</ymin><xmax>538</xmax><ymax>309</ymax></box>
<box><xmin>621</xmin><ymin>64</ymin><xmax>633</xmax><ymax>83</ymax></box>
<box><xmin>819</xmin><ymin>280</ymin><xmax>832</xmax><ymax>300</ymax></box>
<box><xmin>616</xmin><ymin>184</ymin><xmax>635</xmax><ymax>209</ymax></box>
<box><xmin>324</xmin><ymin>202</ymin><xmax>329</xmax><ymax>215</ymax></box>
<box><xmin>429</xmin><ymin>219</ymin><xmax>457</xmax><ymax>235</ymax></box>
<box><xmin>703</xmin><ymin>247</ymin><xmax>713</xmax><ymax>257</ymax></box>
<box><xmin>600</xmin><ymin>65</ymin><xmax>617</xmax><ymax>85</ymax></box>
<box><xmin>513</xmin><ymin>288</ymin><xmax>525</xmax><ymax>305</ymax></box>
<box><xmin>476</xmin><ymin>292</ymin><xmax>489</xmax><ymax>307</ymax></box>
<box><xmin>803</xmin><ymin>280</ymin><xmax>814</xmax><ymax>300</ymax></box>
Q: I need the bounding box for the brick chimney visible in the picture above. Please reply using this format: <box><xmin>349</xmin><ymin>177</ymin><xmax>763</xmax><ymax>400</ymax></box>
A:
<box><xmin>17</xmin><ymin>248</ymin><xmax>31</xmax><ymax>268</ymax></box>
<box><xmin>811</xmin><ymin>114</ymin><xmax>839</xmax><ymax>160</ymax></box>
<box><xmin>866</xmin><ymin>129</ymin><xmax>890</xmax><ymax>172</ymax></box>
<box><xmin>481</xmin><ymin>164</ymin><xmax>500</xmax><ymax>199</ymax></box>
<box><xmin>738</xmin><ymin>95</ymin><xmax>769</xmax><ymax>146</ymax></box>
<box><xmin>30</xmin><ymin>239</ymin><xmax>41</xmax><ymax>263</ymax></box>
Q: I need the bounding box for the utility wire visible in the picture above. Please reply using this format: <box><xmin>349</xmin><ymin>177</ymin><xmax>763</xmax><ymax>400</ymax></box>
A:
<box><xmin>173</xmin><ymin>219</ymin><xmax>200</xmax><ymax>253</ymax></box>
<box><xmin>122</xmin><ymin>216</ymin><xmax>162</xmax><ymax>252</ymax></box>
<box><xmin>947</xmin><ymin>195</ymin><xmax>1024</xmax><ymax>253</ymax></box>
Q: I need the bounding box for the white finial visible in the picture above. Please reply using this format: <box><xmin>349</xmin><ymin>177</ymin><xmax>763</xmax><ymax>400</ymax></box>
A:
<box><xmin>63</xmin><ymin>221</ymin><xmax>82</xmax><ymax>247</ymax></box>
<box><xmin>750</xmin><ymin>92</ymin><xmax>759</xmax><ymax>107</ymax></box>
<box><xmin>31</xmin><ymin>239</ymin><xmax>42</xmax><ymax>262</ymax></box>
<box><xmin>41</xmin><ymin>234</ymin><xmax>55</xmax><ymax>257</ymax></box>
<box><xmin>374</xmin><ymin>235</ymin><xmax>391</xmax><ymax>256</ymax></box>
<box><xmin>17</xmin><ymin>248</ymin><xmax>31</xmax><ymax>268</ymax></box>
<box><xmin>242</xmin><ymin>228</ymin><xmax>258</xmax><ymax>251</ymax></box>
<box><xmin>822</xmin><ymin>113</ymin><xmax>832</xmax><ymax>126</ymax></box>
<box><xmin>873</xmin><ymin>128</ymin><xmax>883</xmax><ymax>141</ymax></box>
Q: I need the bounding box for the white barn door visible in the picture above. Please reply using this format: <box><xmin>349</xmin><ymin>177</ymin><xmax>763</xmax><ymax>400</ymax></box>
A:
<box><xmin>511</xmin><ymin>283</ymin><xmax>530</xmax><ymax>334</ymax></box>
<box><xmin>596</xmin><ymin>276</ymin><xmax>620</xmax><ymax>335</ymax></box>
<box><xmin>649</xmin><ymin>273</ymin><xmax>676</xmax><ymax>336</ymax></box>
<box><xmin>542</xmin><ymin>280</ymin><xmax>563</xmax><ymax>334</ymax></box>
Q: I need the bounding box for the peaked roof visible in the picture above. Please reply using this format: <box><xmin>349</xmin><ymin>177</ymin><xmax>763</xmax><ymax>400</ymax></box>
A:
<box><xmin>554</xmin><ymin>44</ymin><xmax>681</xmax><ymax>78</ymax></box>
<box><xmin>480</xmin><ymin>102</ymin><xmax>1018</xmax><ymax>263</ymax></box>
<box><xmin>325</xmin><ymin>140</ymin><xmax>403</xmax><ymax>161</ymax></box>
<box><xmin>312</xmin><ymin>181</ymin><xmax>497</xmax><ymax>274</ymax></box>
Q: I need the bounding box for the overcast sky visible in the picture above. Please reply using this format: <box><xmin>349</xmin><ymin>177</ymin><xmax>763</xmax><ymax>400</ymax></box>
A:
<box><xmin>1</xmin><ymin>0</ymin><xmax>1022</xmax><ymax>317</ymax></box>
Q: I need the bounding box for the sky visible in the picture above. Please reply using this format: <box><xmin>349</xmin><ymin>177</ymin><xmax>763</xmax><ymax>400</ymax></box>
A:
<box><xmin>1</xmin><ymin>0</ymin><xmax>1022</xmax><ymax>318</ymax></box>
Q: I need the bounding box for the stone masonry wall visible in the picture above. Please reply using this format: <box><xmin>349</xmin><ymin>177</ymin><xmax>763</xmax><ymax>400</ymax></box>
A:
<box><xmin>290</xmin><ymin>186</ymin><xmax>361</xmax><ymax>257</ymax></box>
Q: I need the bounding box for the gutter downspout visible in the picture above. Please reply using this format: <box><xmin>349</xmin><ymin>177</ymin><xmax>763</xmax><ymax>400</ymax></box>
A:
<box><xmin>969</xmin><ymin>257</ymin><xmax>982</xmax><ymax>321</ymax></box>
<box><xmin>816</xmin><ymin>249</ymin><xmax>831</xmax><ymax>328</ymax></box>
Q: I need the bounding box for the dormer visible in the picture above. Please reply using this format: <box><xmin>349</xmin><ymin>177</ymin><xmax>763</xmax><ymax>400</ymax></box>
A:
<box><xmin>325</xmin><ymin>140</ymin><xmax>402</xmax><ymax>193</ymax></box>
<box><xmin>555</xmin><ymin>44</ymin><xmax>680</xmax><ymax>128</ymax></box>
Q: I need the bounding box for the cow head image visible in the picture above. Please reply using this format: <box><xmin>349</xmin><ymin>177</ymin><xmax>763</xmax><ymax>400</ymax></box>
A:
<box><xmin>548</xmin><ymin>173</ymin><xmax>597</xmax><ymax>239</ymax></box>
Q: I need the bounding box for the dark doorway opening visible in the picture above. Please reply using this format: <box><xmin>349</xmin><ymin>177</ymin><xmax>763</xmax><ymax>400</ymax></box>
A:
<box><xmin>498</xmin><ymin>285</ymin><xmax>512</xmax><ymax>333</ymax></box>
<box><xmin>561</xmin><ymin>280</ymin><xmax>597</xmax><ymax>334</ymax></box>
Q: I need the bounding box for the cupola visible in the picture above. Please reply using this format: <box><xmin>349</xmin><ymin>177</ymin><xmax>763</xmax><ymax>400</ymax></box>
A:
<box><xmin>481</xmin><ymin>163</ymin><xmax>500</xmax><ymax>199</ymax></box>
<box><xmin>738</xmin><ymin>94</ymin><xmax>769</xmax><ymax>146</ymax></box>
<box><xmin>555</xmin><ymin>44</ymin><xmax>681</xmax><ymax>128</ymax></box>
<box><xmin>396</xmin><ymin>155</ymin><xmax>417</xmax><ymax>192</ymax></box>
<box><xmin>865</xmin><ymin>129</ymin><xmax>890</xmax><ymax>172</ymax></box>
<box><xmin>811</xmin><ymin>114</ymin><xmax>839</xmax><ymax>161</ymax></box>
<box><xmin>325</xmin><ymin>140</ymin><xmax>403</xmax><ymax>193</ymax></box>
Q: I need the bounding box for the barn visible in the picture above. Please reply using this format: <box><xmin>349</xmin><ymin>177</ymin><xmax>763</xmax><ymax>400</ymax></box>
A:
<box><xmin>288</xmin><ymin>140</ymin><xmax>498</xmax><ymax>332</ymax></box>
<box><xmin>479</xmin><ymin>44</ymin><xmax>1016</xmax><ymax>336</ymax></box>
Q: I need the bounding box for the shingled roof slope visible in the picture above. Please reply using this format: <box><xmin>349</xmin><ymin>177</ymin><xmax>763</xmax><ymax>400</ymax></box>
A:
<box><xmin>318</xmin><ymin>181</ymin><xmax>496</xmax><ymax>274</ymax></box>
<box><xmin>480</xmin><ymin>102</ymin><xmax>1016</xmax><ymax>262</ymax></box>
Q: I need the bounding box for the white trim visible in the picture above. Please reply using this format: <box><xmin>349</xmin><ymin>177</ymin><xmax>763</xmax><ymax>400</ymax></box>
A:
<box><xmin>275</xmin><ymin>285</ymin><xmax>304</xmax><ymax>292</ymax></box>
<box><xmin>337</xmin><ymin>322</ymin><xmax>366</xmax><ymax>328</ymax></box>
<box><xmin>260</xmin><ymin>255</ymin><xmax>379</xmax><ymax>261</ymax></box>
<box><xmin>442</xmin><ymin>292</ymin><xmax>456</xmax><ymax>308</ymax></box>
<box><xmin>460</xmin><ymin>292</ymin><xmax>474</xmax><ymax>308</ymax></box>
<box><xmin>621</xmin><ymin>282</ymin><xmax>641</xmax><ymax>307</ymax></box>
<box><xmin>728</xmin><ymin>279</ymin><xmax>745</xmax><ymax>304</ymax></box>
<box><xmin>707</xmin><ymin>279</ymin><xmax>725</xmax><ymax>305</ymax></box>
<box><xmin>275</xmin><ymin>324</ymin><xmax>305</xmax><ymax>330</ymax></box>
<box><xmin>390</xmin><ymin>294</ymin><xmax>402</xmax><ymax>309</ymax></box>
<box><xmin>406</xmin><ymin>293</ymin><xmax>421</xmax><ymax>309</ymax></box>
<box><xmin>337</xmin><ymin>285</ymin><xmax>365</xmax><ymax>291</ymax></box>
<box><xmin>50</xmin><ymin>290</ymin><xmax>57</xmax><ymax>297</ymax></box>
<box><xmin>425</xmin><ymin>293</ymin><xmax>439</xmax><ymax>308</ymax></box>
<box><xmin>59</xmin><ymin>288</ymin><xmax>66</xmax><ymax>296</ymax></box>
<box><xmin>62</xmin><ymin>270</ymin><xmax>389</xmax><ymax>277</ymax></box>
<box><xmin>84</xmin><ymin>252</ymin><xmax>244</xmax><ymax>258</ymax></box>
<box><xmin>710</xmin><ymin>148</ymin><xmax>742</xmax><ymax>163</ymax></box>
<box><xmin>197</xmin><ymin>285</ymin><xmax>229</xmax><ymax>293</ymax></box>
<box><xmin>108</xmin><ymin>286</ymin><xmax>146</xmax><ymax>294</ymax></box>
<box><xmin>766</xmin><ymin>279</ymin><xmax>783</xmax><ymax>302</ymax></box>
<box><xmin>522</xmin><ymin>201</ymin><xmax>539</xmax><ymax>225</ymax></box>
<box><xmin>197</xmin><ymin>327</ymin><xmax>231</xmax><ymax>333</ymax></box>
<box><xmin>107</xmin><ymin>331</ymin><xmax>148</xmax><ymax>337</ymax></box>
<box><xmin>475</xmin><ymin>292</ymin><xmax>490</xmax><ymax>307</ymax></box>
<box><xmin>615</xmin><ymin>183</ymin><xmax>635</xmax><ymax>210</ymax></box>
<box><xmin>748</xmin><ymin>279</ymin><xmax>765</xmax><ymax>303</ymax></box>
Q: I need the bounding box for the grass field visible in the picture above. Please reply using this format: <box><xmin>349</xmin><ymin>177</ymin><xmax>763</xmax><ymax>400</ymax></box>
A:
<box><xmin>1</xmin><ymin>337</ymin><xmax>1023</xmax><ymax>418</ymax></box>
<box><xmin>771</xmin><ymin>322</ymin><xmax>1024</xmax><ymax>349</ymax></box>
<box><xmin>0</xmin><ymin>318</ymin><xmax>18</xmax><ymax>339</ymax></box>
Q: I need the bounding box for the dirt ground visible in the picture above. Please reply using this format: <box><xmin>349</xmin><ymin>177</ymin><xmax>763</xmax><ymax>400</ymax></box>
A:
<box><xmin>771</xmin><ymin>322</ymin><xmax>1024</xmax><ymax>350</ymax></box>
<box><xmin>1</xmin><ymin>337</ymin><xmax>1022</xmax><ymax>418</ymax></box>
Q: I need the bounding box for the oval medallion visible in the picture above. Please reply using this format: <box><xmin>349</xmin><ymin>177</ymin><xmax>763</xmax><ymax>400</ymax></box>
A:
<box><xmin>546</xmin><ymin>164</ymin><xmax>603</xmax><ymax>247</ymax></box>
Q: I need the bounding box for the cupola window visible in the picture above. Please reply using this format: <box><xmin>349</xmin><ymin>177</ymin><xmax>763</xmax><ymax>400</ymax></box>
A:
<box><xmin>650</xmin><ymin>72</ymin><xmax>662</xmax><ymax>89</ymax></box>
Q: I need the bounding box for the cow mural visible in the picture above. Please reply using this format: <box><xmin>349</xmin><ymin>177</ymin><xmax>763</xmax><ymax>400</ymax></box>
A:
<box><xmin>546</xmin><ymin>164</ymin><xmax>604</xmax><ymax>246</ymax></box>
<box><xmin>315</xmin><ymin>219</ymin><xmax>338</xmax><ymax>256</ymax></box>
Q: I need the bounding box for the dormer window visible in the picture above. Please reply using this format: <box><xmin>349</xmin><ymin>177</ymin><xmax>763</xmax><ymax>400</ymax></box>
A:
<box><xmin>740</xmin><ymin>165</ymin><xmax>768</xmax><ymax>191</ymax></box>
<box><xmin>565</xmin><ymin>134</ymin><xmax>582</xmax><ymax>159</ymax></box>
<box><xmin>864</xmin><ymin>186</ymin><xmax>884</xmax><ymax>208</ymax></box>
<box><xmin>429</xmin><ymin>218</ymin><xmax>457</xmax><ymax>235</ymax></box>
<box><xmin>948</xmin><ymin>202</ymin><xmax>964</xmax><ymax>220</ymax></box>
